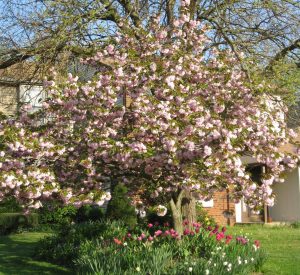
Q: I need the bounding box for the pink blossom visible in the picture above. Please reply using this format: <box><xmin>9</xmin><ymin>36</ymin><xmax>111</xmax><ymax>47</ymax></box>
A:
<box><xmin>148</xmin><ymin>236</ymin><xmax>154</xmax><ymax>241</ymax></box>
<box><xmin>154</xmin><ymin>230</ymin><xmax>163</xmax><ymax>237</ymax></box>
<box><xmin>156</xmin><ymin>31</ymin><xmax>168</xmax><ymax>40</ymax></box>
<box><xmin>204</xmin><ymin>145</ymin><xmax>212</xmax><ymax>156</ymax></box>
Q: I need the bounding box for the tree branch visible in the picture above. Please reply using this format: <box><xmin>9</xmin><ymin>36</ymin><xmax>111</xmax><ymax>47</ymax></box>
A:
<box><xmin>265</xmin><ymin>38</ymin><xmax>300</xmax><ymax>72</ymax></box>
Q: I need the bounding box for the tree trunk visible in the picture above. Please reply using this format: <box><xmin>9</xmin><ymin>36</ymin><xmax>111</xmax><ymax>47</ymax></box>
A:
<box><xmin>169</xmin><ymin>189</ymin><xmax>197</xmax><ymax>235</ymax></box>
<box><xmin>170</xmin><ymin>199</ymin><xmax>183</xmax><ymax>236</ymax></box>
<box><xmin>169</xmin><ymin>193</ymin><xmax>184</xmax><ymax>236</ymax></box>
<box><xmin>181</xmin><ymin>190</ymin><xmax>197</xmax><ymax>229</ymax></box>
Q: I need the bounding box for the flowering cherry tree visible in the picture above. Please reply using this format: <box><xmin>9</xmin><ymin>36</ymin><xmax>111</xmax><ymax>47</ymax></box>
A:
<box><xmin>0</xmin><ymin>2</ymin><xmax>298</xmax><ymax>234</ymax></box>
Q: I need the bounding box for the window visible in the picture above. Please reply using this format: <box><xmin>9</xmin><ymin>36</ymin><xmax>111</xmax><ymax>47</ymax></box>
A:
<box><xmin>19</xmin><ymin>85</ymin><xmax>46</xmax><ymax>113</ymax></box>
<box><xmin>198</xmin><ymin>199</ymin><xmax>214</xmax><ymax>208</ymax></box>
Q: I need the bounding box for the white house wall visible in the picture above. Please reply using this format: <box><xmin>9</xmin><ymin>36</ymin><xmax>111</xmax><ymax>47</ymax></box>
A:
<box><xmin>235</xmin><ymin>201</ymin><xmax>242</xmax><ymax>223</ymax></box>
<box><xmin>19</xmin><ymin>85</ymin><xmax>45</xmax><ymax>112</ymax></box>
<box><xmin>269</xmin><ymin>167</ymin><xmax>300</xmax><ymax>222</ymax></box>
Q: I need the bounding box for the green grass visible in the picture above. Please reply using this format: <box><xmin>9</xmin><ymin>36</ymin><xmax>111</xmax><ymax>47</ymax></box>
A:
<box><xmin>0</xmin><ymin>232</ymin><xmax>70</xmax><ymax>275</ymax></box>
<box><xmin>229</xmin><ymin>225</ymin><xmax>300</xmax><ymax>275</ymax></box>
<box><xmin>1</xmin><ymin>226</ymin><xmax>300</xmax><ymax>274</ymax></box>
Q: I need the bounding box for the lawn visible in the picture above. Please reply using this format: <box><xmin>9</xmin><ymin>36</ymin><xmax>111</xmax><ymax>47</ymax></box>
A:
<box><xmin>0</xmin><ymin>226</ymin><xmax>300</xmax><ymax>274</ymax></box>
<box><xmin>0</xmin><ymin>232</ymin><xmax>70</xmax><ymax>275</ymax></box>
<box><xmin>229</xmin><ymin>225</ymin><xmax>300</xmax><ymax>275</ymax></box>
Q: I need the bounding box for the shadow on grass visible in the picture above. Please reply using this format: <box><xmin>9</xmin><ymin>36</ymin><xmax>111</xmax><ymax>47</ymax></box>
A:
<box><xmin>0</xmin><ymin>232</ymin><xmax>70</xmax><ymax>275</ymax></box>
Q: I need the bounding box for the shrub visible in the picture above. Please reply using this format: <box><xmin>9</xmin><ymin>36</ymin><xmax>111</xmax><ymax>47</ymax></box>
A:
<box><xmin>39</xmin><ymin>201</ymin><xmax>105</xmax><ymax>227</ymax></box>
<box><xmin>0</xmin><ymin>197</ymin><xmax>22</xmax><ymax>213</ymax></box>
<box><xmin>146</xmin><ymin>207</ymin><xmax>173</xmax><ymax>228</ymax></box>
<box><xmin>39</xmin><ymin>202</ymin><xmax>77</xmax><ymax>226</ymax></box>
<box><xmin>291</xmin><ymin>221</ymin><xmax>300</xmax><ymax>228</ymax></box>
<box><xmin>75</xmin><ymin>205</ymin><xmax>105</xmax><ymax>223</ymax></box>
<box><xmin>35</xmin><ymin>220</ymin><xmax>125</xmax><ymax>265</ymax></box>
<box><xmin>0</xmin><ymin>212</ymin><xmax>39</xmax><ymax>235</ymax></box>
<box><xmin>106</xmin><ymin>184</ymin><xmax>137</xmax><ymax>228</ymax></box>
<box><xmin>196</xmin><ymin>203</ymin><xmax>216</xmax><ymax>227</ymax></box>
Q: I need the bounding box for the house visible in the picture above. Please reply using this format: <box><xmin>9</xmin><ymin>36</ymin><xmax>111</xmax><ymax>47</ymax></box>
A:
<box><xmin>0</xmin><ymin>63</ymin><xmax>45</xmax><ymax>116</ymax></box>
<box><xmin>201</xmin><ymin>140</ymin><xmax>300</xmax><ymax>226</ymax></box>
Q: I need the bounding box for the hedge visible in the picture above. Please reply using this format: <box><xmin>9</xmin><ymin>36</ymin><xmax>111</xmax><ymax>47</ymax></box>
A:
<box><xmin>0</xmin><ymin>212</ymin><xmax>39</xmax><ymax>235</ymax></box>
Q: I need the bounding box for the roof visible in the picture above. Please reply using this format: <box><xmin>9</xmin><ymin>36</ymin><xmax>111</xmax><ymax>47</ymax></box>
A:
<box><xmin>0</xmin><ymin>62</ymin><xmax>42</xmax><ymax>85</ymax></box>
<box><xmin>279</xmin><ymin>129</ymin><xmax>300</xmax><ymax>155</ymax></box>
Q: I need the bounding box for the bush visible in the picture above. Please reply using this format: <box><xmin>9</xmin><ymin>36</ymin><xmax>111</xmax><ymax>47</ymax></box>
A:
<box><xmin>106</xmin><ymin>184</ymin><xmax>137</xmax><ymax>228</ymax></box>
<box><xmin>196</xmin><ymin>203</ymin><xmax>216</xmax><ymax>227</ymax></box>
<box><xmin>75</xmin><ymin>205</ymin><xmax>105</xmax><ymax>223</ymax></box>
<box><xmin>291</xmin><ymin>221</ymin><xmax>300</xmax><ymax>228</ymax></box>
<box><xmin>39</xmin><ymin>202</ymin><xmax>77</xmax><ymax>226</ymax></box>
<box><xmin>0</xmin><ymin>197</ymin><xmax>22</xmax><ymax>213</ymax></box>
<box><xmin>35</xmin><ymin>220</ymin><xmax>124</xmax><ymax>265</ymax></box>
<box><xmin>146</xmin><ymin>207</ymin><xmax>173</xmax><ymax>227</ymax></box>
<box><xmin>39</xmin><ymin>201</ymin><xmax>105</xmax><ymax>227</ymax></box>
<box><xmin>0</xmin><ymin>212</ymin><xmax>39</xmax><ymax>235</ymax></box>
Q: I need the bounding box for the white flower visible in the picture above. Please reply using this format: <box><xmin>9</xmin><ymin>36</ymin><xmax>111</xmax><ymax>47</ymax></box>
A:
<box><xmin>188</xmin><ymin>267</ymin><xmax>193</xmax><ymax>272</ymax></box>
<box><xmin>123</xmin><ymin>242</ymin><xmax>128</xmax><ymax>246</ymax></box>
<box><xmin>223</xmin><ymin>262</ymin><xmax>228</xmax><ymax>266</ymax></box>
<box><xmin>205</xmin><ymin>270</ymin><xmax>210</xmax><ymax>275</ymax></box>
<box><xmin>244</xmin><ymin>259</ymin><xmax>248</xmax><ymax>264</ymax></box>
<box><xmin>251</xmin><ymin>258</ymin><xmax>254</xmax><ymax>262</ymax></box>
<box><xmin>156</xmin><ymin>205</ymin><xmax>168</xmax><ymax>216</ymax></box>
<box><xmin>139</xmin><ymin>210</ymin><xmax>146</xmax><ymax>218</ymax></box>
<box><xmin>136</xmin><ymin>267</ymin><xmax>141</xmax><ymax>272</ymax></box>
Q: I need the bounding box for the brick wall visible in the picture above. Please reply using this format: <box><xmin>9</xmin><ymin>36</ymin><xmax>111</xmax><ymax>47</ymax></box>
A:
<box><xmin>0</xmin><ymin>85</ymin><xmax>18</xmax><ymax>116</ymax></box>
<box><xmin>204</xmin><ymin>191</ymin><xmax>236</xmax><ymax>226</ymax></box>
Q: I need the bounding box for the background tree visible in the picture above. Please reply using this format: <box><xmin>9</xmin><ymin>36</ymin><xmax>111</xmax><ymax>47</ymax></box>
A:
<box><xmin>1</xmin><ymin>0</ymin><xmax>300</xmax><ymax>72</ymax></box>
<box><xmin>1</xmin><ymin>1</ymin><xmax>300</xmax><ymax>126</ymax></box>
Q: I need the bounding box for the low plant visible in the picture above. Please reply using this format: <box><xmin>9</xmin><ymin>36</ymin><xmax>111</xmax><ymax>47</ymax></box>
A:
<box><xmin>38</xmin><ymin>202</ymin><xmax>77</xmax><ymax>226</ymax></box>
<box><xmin>39</xmin><ymin>201</ymin><xmax>105</xmax><ymax>228</ymax></box>
<box><xmin>291</xmin><ymin>221</ymin><xmax>300</xmax><ymax>228</ymax></box>
<box><xmin>196</xmin><ymin>202</ymin><xmax>216</xmax><ymax>227</ymax></box>
<box><xmin>35</xmin><ymin>220</ymin><xmax>124</xmax><ymax>265</ymax></box>
<box><xmin>0</xmin><ymin>212</ymin><xmax>39</xmax><ymax>235</ymax></box>
<box><xmin>75</xmin><ymin>205</ymin><xmax>105</xmax><ymax>223</ymax></box>
<box><xmin>0</xmin><ymin>197</ymin><xmax>22</xmax><ymax>213</ymax></box>
<box><xmin>106</xmin><ymin>184</ymin><xmax>137</xmax><ymax>228</ymax></box>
